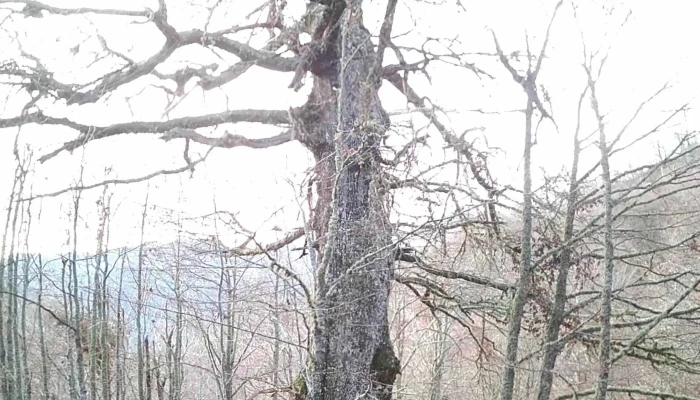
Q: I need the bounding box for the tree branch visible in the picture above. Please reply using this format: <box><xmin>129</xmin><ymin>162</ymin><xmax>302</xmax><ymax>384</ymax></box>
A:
<box><xmin>555</xmin><ymin>386</ymin><xmax>700</xmax><ymax>400</ymax></box>
<box><xmin>223</xmin><ymin>227</ymin><xmax>305</xmax><ymax>257</ymax></box>
<box><xmin>0</xmin><ymin>109</ymin><xmax>289</xmax><ymax>162</ymax></box>
<box><xmin>1</xmin><ymin>2</ymin><xmax>298</xmax><ymax>104</ymax></box>
<box><xmin>21</xmin><ymin>150</ymin><xmax>214</xmax><ymax>201</ymax></box>
<box><xmin>2</xmin><ymin>0</ymin><xmax>195</xmax><ymax>104</ymax></box>
<box><xmin>209</xmin><ymin>33</ymin><xmax>297</xmax><ymax>72</ymax></box>
<box><xmin>161</xmin><ymin>128</ymin><xmax>293</xmax><ymax>149</ymax></box>
<box><xmin>372</xmin><ymin>0</ymin><xmax>399</xmax><ymax>81</ymax></box>
<box><xmin>416</xmin><ymin>261</ymin><xmax>514</xmax><ymax>292</ymax></box>
<box><xmin>0</xmin><ymin>290</ymin><xmax>75</xmax><ymax>332</ymax></box>
<box><xmin>384</xmin><ymin>72</ymin><xmax>497</xmax><ymax>194</ymax></box>
<box><xmin>1</xmin><ymin>0</ymin><xmax>152</xmax><ymax>18</ymax></box>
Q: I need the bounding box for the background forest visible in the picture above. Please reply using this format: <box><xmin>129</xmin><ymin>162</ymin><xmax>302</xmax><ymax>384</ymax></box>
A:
<box><xmin>1</xmin><ymin>0</ymin><xmax>700</xmax><ymax>399</ymax></box>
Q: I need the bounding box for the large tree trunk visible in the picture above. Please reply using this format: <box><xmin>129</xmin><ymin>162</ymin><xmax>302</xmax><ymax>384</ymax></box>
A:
<box><xmin>294</xmin><ymin>1</ymin><xmax>399</xmax><ymax>399</ymax></box>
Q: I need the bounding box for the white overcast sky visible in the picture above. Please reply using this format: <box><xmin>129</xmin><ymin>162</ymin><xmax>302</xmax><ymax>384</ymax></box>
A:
<box><xmin>0</xmin><ymin>0</ymin><xmax>698</xmax><ymax>255</ymax></box>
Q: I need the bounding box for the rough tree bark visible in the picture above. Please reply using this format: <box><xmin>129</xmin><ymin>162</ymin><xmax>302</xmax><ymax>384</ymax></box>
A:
<box><xmin>291</xmin><ymin>1</ymin><xmax>400</xmax><ymax>399</ymax></box>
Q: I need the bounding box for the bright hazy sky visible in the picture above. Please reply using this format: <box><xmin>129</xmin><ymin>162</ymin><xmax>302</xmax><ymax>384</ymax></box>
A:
<box><xmin>0</xmin><ymin>0</ymin><xmax>697</xmax><ymax>255</ymax></box>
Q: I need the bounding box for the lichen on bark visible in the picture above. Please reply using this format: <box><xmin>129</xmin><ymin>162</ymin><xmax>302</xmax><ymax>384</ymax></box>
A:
<box><xmin>291</xmin><ymin>1</ymin><xmax>399</xmax><ymax>399</ymax></box>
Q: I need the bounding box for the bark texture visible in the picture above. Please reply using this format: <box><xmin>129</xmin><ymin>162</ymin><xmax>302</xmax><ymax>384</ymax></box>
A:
<box><xmin>292</xmin><ymin>1</ymin><xmax>399</xmax><ymax>399</ymax></box>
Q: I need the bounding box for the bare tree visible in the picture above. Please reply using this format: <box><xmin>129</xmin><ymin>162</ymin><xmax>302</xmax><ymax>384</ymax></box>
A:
<box><xmin>4</xmin><ymin>1</ymin><xmax>700</xmax><ymax>400</ymax></box>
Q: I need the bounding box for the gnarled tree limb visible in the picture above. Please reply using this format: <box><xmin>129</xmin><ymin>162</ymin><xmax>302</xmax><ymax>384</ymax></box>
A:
<box><xmin>161</xmin><ymin>128</ymin><xmax>293</xmax><ymax>149</ymax></box>
<box><xmin>0</xmin><ymin>109</ymin><xmax>289</xmax><ymax>161</ymax></box>
<box><xmin>223</xmin><ymin>227</ymin><xmax>305</xmax><ymax>257</ymax></box>
<box><xmin>2</xmin><ymin>1</ymin><xmax>298</xmax><ymax>104</ymax></box>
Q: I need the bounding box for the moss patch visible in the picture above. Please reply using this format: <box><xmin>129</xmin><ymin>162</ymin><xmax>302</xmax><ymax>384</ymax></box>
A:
<box><xmin>292</xmin><ymin>373</ymin><xmax>308</xmax><ymax>400</ymax></box>
<box><xmin>371</xmin><ymin>345</ymin><xmax>400</xmax><ymax>385</ymax></box>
